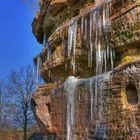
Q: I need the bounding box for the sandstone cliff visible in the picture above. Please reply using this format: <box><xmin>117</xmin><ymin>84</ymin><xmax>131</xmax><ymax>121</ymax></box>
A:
<box><xmin>32</xmin><ymin>0</ymin><xmax>140</xmax><ymax>139</ymax></box>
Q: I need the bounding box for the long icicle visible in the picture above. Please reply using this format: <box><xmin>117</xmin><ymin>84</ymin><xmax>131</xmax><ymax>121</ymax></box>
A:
<box><xmin>89</xmin><ymin>12</ymin><xmax>93</xmax><ymax>68</ymax></box>
<box><xmin>73</xmin><ymin>21</ymin><xmax>77</xmax><ymax>75</ymax></box>
<box><xmin>67</xmin><ymin>21</ymin><xmax>77</xmax><ymax>75</ymax></box>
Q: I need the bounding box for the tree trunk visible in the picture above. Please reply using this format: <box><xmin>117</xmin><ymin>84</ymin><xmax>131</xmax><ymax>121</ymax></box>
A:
<box><xmin>23</xmin><ymin>106</ymin><xmax>28</xmax><ymax>140</ymax></box>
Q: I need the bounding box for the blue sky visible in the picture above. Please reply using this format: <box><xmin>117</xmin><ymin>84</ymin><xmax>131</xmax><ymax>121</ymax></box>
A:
<box><xmin>0</xmin><ymin>0</ymin><xmax>42</xmax><ymax>79</ymax></box>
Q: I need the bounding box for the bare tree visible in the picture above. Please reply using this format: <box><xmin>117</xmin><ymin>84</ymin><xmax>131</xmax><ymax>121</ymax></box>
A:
<box><xmin>0</xmin><ymin>80</ymin><xmax>14</xmax><ymax>130</ymax></box>
<box><xmin>7</xmin><ymin>65</ymin><xmax>36</xmax><ymax>140</ymax></box>
<box><xmin>21</xmin><ymin>0</ymin><xmax>40</xmax><ymax>14</ymax></box>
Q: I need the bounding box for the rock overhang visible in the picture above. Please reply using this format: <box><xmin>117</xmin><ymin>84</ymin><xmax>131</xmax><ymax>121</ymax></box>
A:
<box><xmin>32</xmin><ymin>0</ymin><xmax>140</xmax><ymax>139</ymax></box>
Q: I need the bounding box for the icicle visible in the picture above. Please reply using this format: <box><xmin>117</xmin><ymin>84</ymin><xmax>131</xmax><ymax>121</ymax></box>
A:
<box><xmin>32</xmin><ymin>64</ymin><xmax>35</xmax><ymax>76</ymax></box>
<box><xmin>73</xmin><ymin>21</ymin><xmax>77</xmax><ymax>74</ymax></box>
<box><xmin>65</xmin><ymin>63</ymin><xmax>68</xmax><ymax>72</ymax></box>
<box><xmin>48</xmin><ymin>70</ymin><xmax>51</xmax><ymax>79</ymax></box>
<box><xmin>67</xmin><ymin>23</ymin><xmax>74</xmax><ymax>58</ymax></box>
<box><xmin>89</xmin><ymin>12</ymin><xmax>93</xmax><ymax>68</ymax></box>
<box><xmin>104</xmin><ymin>50</ymin><xmax>107</xmax><ymax>72</ymax></box>
<box><xmin>101</xmin><ymin>50</ymin><xmax>104</xmax><ymax>74</ymax></box>
<box><xmin>89</xmin><ymin>72</ymin><xmax>111</xmax><ymax>138</ymax></box>
<box><xmin>110</xmin><ymin>49</ymin><xmax>114</xmax><ymax>69</ymax></box>
<box><xmin>88</xmin><ymin>51</ymin><xmax>91</xmax><ymax>68</ymax></box>
<box><xmin>67</xmin><ymin>21</ymin><xmax>77</xmax><ymax>75</ymax></box>
<box><xmin>90</xmin><ymin>72</ymin><xmax>111</xmax><ymax>119</ymax></box>
<box><xmin>36</xmin><ymin>56</ymin><xmax>41</xmax><ymax>87</ymax></box>
<box><xmin>81</xmin><ymin>17</ymin><xmax>84</xmax><ymax>35</ymax></box>
<box><xmin>47</xmin><ymin>47</ymin><xmax>51</xmax><ymax>61</ymax></box>
<box><xmin>102</xmin><ymin>4</ymin><xmax>106</xmax><ymax>28</ymax></box>
<box><xmin>43</xmin><ymin>33</ymin><xmax>46</xmax><ymax>47</ymax></box>
<box><xmin>96</xmin><ymin>41</ymin><xmax>102</xmax><ymax>74</ymax></box>
<box><xmin>93</xmin><ymin>0</ymin><xmax>114</xmax><ymax>74</ymax></box>
<box><xmin>84</xmin><ymin>18</ymin><xmax>88</xmax><ymax>39</ymax></box>
<box><xmin>95</xmin><ymin>0</ymin><xmax>112</xmax><ymax>4</ymax></box>
<box><xmin>98</xmin><ymin>10</ymin><xmax>102</xmax><ymax>74</ymax></box>
<box><xmin>64</xmin><ymin>76</ymin><xmax>79</xmax><ymax>140</ymax></box>
<box><xmin>95</xmin><ymin>9</ymin><xmax>99</xmax><ymax>74</ymax></box>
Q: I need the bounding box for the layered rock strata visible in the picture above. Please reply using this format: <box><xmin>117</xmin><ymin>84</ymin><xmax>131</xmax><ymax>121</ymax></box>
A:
<box><xmin>32</xmin><ymin>0</ymin><xmax>140</xmax><ymax>139</ymax></box>
<box><xmin>33</xmin><ymin>0</ymin><xmax>140</xmax><ymax>82</ymax></box>
<box><xmin>32</xmin><ymin>59</ymin><xmax>140</xmax><ymax>139</ymax></box>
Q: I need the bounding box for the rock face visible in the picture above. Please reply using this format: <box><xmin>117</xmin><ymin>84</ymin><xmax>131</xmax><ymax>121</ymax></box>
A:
<box><xmin>33</xmin><ymin>0</ymin><xmax>140</xmax><ymax>82</ymax></box>
<box><xmin>32</xmin><ymin>59</ymin><xmax>140</xmax><ymax>139</ymax></box>
<box><xmin>32</xmin><ymin>0</ymin><xmax>140</xmax><ymax>139</ymax></box>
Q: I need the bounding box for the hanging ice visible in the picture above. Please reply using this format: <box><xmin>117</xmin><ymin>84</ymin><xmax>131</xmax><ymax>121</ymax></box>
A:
<box><xmin>89</xmin><ymin>71</ymin><xmax>111</xmax><ymax>138</ymax></box>
<box><xmin>79</xmin><ymin>0</ymin><xmax>114</xmax><ymax>73</ymax></box>
<box><xmin>95</xmin><ymin>0</ymin><xmax>112</xmax><ymax>4</ymax></box>
<box><xmin>88</xmin><ymin>1</ymin><xmax>114</xmax><ymax>74</ymax></box>
<box><xmin>67</xmin><ymin>21</ymin><xmax>78</xmax><ymax>74</ymax></box>
<box><xmin>57</xmin><ymin>0</ymin><xmax>114</xmax><ymax>75</ymax></box>
<box><xmin>90</xmin><ymin>72</ymin><xmax>111</xmax><ymax>119</ymax></box>
<box><xmin>36</xmin><ymin>56</ymin><xmax>41</xmax><ymax>87</ymax></box>
<box><xmin>34</xmin><ymin>54</ymin><xmax>45</xmax><ymax>88</ymax></box>
<box><xmin>43</xmin><ymin>33</ymin><xmax>47</xmax><ymax>48</ymax></box>
<box><xmin>64</xmin><ymin>76</ymin><xmax>79</xmax><ymax>140</ymax></box>
<box><xmin>47</xmin><ymin>47</ymin><xmax>51</xmax><ymax>61</ymax></box>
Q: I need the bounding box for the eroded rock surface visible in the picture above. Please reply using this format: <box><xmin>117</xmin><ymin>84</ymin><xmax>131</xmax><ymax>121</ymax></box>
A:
<box><xmin>32</xmin><ymin>0</ymin><xmax>140</xmax><ymax>139</ymax></box>
<box><xmin>33</xmin><ymin>0</ymin><xmax>140</xmax><ymax>82</ymax></box>
<box><xmin>32</xmin><ymin>59</ymin><xmax>140</xmax><ymax>139</ymax></box>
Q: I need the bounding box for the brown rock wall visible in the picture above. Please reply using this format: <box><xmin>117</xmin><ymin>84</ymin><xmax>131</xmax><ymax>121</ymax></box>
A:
<box><xmin>32</xmin><ymin>59</ymin><xmax>140</xmax><ymax>139</ymax></box>
<box><xmin>34</xmin><ymin>1</ymin><xmax>140</xmax><ymax>81</ymax></box>
<box><xmin>32</xmin><ymin>0</ymin><xmax>140</xmax><ymax>139</ymax></box>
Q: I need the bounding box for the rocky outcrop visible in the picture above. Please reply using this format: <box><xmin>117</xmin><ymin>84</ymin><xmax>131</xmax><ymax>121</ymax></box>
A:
<box><xmin>32</xmin><ymin>0</ymin><xmax>140</xmax><ymax>139</ymax></box>
<box><xmin>32</xmin><ymin>0</ymin><xmax>52</xmax><ymax>43</ymax></box>
<box><xmin>33</xmin><ymin>0</ymin><xmax>140</xmax><ymax>82</ymax></box>
<box><xmin>32</xmin><ymin>59</ymin><xmax>140</xmax><ymax>139</ymax></box>
<box><xmin>32</xmin><ymin>81</ymin><xmax>62</xmax><ymax>134</ymax></box>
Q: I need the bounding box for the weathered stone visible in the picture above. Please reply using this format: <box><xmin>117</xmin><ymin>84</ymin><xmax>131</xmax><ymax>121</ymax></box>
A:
<box><xmin>32</xmin><ymin>59</ymin><xmax>140</xmax><ymax>139</ymax></box>
<box><xmin>32</xmin><ymin>0</ymin><xmax>140</xmax><ymax>139</ymax></box>
<box><xmin>33</xmin><ymin>0</ymin><xmax>140</xmax><ymax>81</ymax></box>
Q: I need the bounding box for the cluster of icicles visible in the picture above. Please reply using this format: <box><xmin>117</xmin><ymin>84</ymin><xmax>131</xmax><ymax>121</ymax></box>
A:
<box><xmin>69</xmin><ymin>0</ymin><xmax>114</xmax><ymax>75</ymax></box>
<box><xmin>42</xmin><ymin>0</ymin><xmax>114</xmax><ymax>76</ymax></box>
<box><xmin>35</xmin><ymin>56</ymin><xmax>45</xmax><ymax>87</ymax></box>
<box><xmin>36</xmin><ymin>56</ymin><xmax>41</xmax><ymax>87</ymax></box>
<box><xmin>64</xmin><ymin>76</ymin><xmax>78</xmax><ymax>140</ymax></box>
<box><xmin>63</xmin><ymin>1</ymin><xmax>114</xmax><ymax>140</ymax></box>
<box><xmin>35</xmin><ymin>34</ymin><xmax>51</xmax><ymax>87</ymax></box>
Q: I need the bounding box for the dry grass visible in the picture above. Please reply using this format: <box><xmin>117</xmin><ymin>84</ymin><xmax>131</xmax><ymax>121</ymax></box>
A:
<box><xmin>0</xmin><ymin>130</ymin><xmax>15</xmax><ymax>140</ymax></box>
